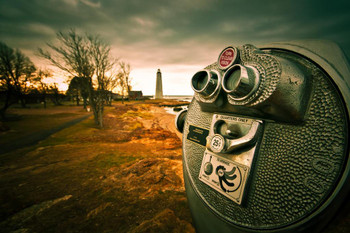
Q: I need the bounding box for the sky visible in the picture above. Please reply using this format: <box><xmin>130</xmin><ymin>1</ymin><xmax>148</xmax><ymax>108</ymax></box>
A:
<box><xmin>1</xmin><ymin>0</ymin><xmax>349</xmax><ymax>96</ymax></box>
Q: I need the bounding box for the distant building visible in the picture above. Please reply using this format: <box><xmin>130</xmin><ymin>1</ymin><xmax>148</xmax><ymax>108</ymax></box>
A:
<box><xmin>111</xmin><ymin>92</ymin><xmax>122</xmax><ymax>100</ymax></box>
<box><xmin>155</xmin><ymin>69</ymin><xmax>163</xmax><ymax>99</ymax></box>
<box><xmin>129</xmin><ymin>91</ymin><xmax>143</xmax><ymax>100</ymax></box>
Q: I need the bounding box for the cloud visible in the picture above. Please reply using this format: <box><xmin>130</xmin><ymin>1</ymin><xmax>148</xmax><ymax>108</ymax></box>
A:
<box><xmin>80</xmin><ymin>0</ymin><xmax>101</xmax><ymax>8</ymax></box>
<box><xmin>0</xmin><ymin>0</ymin><xmax>349</xmax><ymax>95</ymax></box>
<box><xmin>132</xmin><ymin>17</ymin><xmax>157</xmax><ymax>28</ymax></box>
<box><xmin>26</xmin><ymin>23</ymin><xmax>56</xmax><ymax>36</ymax></box>
<box><xmin>62</xmin><ymin>0</ymin><xmax>101</xmax><ymax>8</ymax></box>
<box><xmin>62</xmin><ymin>0</ymin><xmax>79</xmax><ymax>6</ymax></box>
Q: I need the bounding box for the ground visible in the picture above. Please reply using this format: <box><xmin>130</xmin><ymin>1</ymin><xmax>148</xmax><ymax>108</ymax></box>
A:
<box><xmin>0</xmin><ymin>100</ymin><xmax>194</xmax><ymax>233</ymax></box>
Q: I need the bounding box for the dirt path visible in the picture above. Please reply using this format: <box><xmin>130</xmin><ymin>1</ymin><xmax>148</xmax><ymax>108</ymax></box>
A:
<box><xmin>0</xmin><ymin>114</ymin><xmax>92</xmax><ymax>155</ymax></box>
<box><xmin>139</xmin><ymin>105</ymin><xmax>183</xmax><ymax>140</ymax></box>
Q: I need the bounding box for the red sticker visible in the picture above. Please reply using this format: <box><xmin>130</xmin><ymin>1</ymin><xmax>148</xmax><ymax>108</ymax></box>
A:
<box><xmin>219</xmin><ymin>47</ymin><xmax>236</xmax><ymax>69</ymax></box>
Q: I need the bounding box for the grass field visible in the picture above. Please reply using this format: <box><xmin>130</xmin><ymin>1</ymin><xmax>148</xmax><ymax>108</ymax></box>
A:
<box><xmin>0</xmin><ymin>100</ymin><xmax>194</xmax><ymax>233</ymax></box>
<box><xmin>0</xmin><ymin>103</ymin><xmax>90</xmax><ymax>149</ymax></box>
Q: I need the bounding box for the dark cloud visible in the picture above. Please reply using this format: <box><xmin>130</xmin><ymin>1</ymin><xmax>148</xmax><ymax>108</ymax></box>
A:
<box><xmin>1</xmin><ymin>0</ymin><xmax>349</xmax><ymax>55</ymax></box>
<box><xmin>0</xmin><ymin>0</ymin><xmax>349</xmax><ymax>94</ymax></box>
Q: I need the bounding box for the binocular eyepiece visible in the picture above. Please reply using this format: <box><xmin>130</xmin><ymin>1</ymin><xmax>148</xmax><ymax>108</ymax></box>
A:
<box><xmin>191</xmin><ymin>64</ymin><xmax>260</xmax><ymax>101</ymax></box>
<box><xmin>222</xmin><ymin>64</ymin><xmax>260</xmax><ymax>101</ymax></box>
<box><xmin>190</xmin><ymin>45</ymin><xmax>310</xmax><ymax>122</ymax></box>
<box><xmin>191</xmin><ymin>70</ymin><xmax>220</xmax><ymax>97</ymax></box>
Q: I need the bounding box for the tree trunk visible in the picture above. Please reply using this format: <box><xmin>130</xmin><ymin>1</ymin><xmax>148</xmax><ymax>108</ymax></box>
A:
<box><xmin>93</xmin><ymin>107</ymin><xmax>99</xmax><ymax>125</ymax></box>
<box><xmin>98</xmin><ymin>106</ymin><xmax>103</xmax><ymax>128</ymax></box>
<box><xmin>127</xmin><ymin>85</ymin><xmax>130</xmax><ymax>102</ymax></box>
<box><xmin>43</xmin><ymin>93</ymin><xmax>47</xmax><ymax>109</ymax></box>
<box><xmin>19</xmin><ymin>95</ymin><xmax>26</xmax><ymax>108</ymax></box>
<box><xmin>55</xmin><ymin>93</ymin><xmax>61</xmax><ymax>105</ymax></box>
<box><xmin>87</xmin><ymin>77</ymin><xmax>103</xmax><ymax>128</ymax></box>
<box><xmin>0</xmin><ymin>107</ymin><xmax>7</xmax><ymax>120</ymax></box>
<box><xmin>0</xmin><ymin>90</ymin><xmax>12</xmax><ymax>120</ymax></box>
<box><xmin>106</xmin><ymin>93</ymin><xmax>111</xmax><ymax>106</ymax></box>
<box><xmin>76</xmin><ymin>94</ymin><xmax>80</xmax><ymax>106</ymax></box>
<box><xmin>83</xmin><ymin>98</ymin><xmax>87</xmax><ymax>109</ymax></box>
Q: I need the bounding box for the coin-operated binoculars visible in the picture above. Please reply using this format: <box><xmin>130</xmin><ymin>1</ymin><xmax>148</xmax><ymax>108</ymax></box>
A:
<box><xmin>175</xmin><ymin>40</ymin><xmax>350</xmax><ymax>233</ymax></box>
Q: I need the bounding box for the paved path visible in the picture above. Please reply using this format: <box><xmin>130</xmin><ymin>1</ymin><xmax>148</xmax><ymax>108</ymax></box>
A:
<box><xmin>0</xmin><ymin>114</ymin><xmax>92</xmax><ymax>155</ymax></box>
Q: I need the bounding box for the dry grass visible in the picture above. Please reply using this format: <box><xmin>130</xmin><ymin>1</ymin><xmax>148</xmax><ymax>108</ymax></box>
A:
<box><xmin>0</xmin><ymin>100</ymin><xmax>194</xmax><ymax>233</ymax></box>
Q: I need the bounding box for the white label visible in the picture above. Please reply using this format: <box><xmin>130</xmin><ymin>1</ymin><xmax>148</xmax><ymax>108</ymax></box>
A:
<box><xmin>210</xmin><ymin>135</ymin><xmax>225</xmax><ymax>152</ymax></box>
<box><xmin>199</xmin><ymin>150</ymin><xmax>249</xmax><ymax>205</ymax></box>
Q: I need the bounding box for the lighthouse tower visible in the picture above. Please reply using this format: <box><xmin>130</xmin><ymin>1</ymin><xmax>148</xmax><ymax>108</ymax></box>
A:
<box><xmin>155</xmin><ymin>69</ymin><xmax>163</xmax><ymax>99</ymax></box>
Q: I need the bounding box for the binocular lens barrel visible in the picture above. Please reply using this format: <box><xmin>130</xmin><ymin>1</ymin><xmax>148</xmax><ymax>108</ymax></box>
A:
<box><xmin>175</xmin><ymin>109</ymin><xmax>187</xmax><ymax>133</ymax></box>
<box><xmin>191</xmin><ymin>70</ymin><xmax>218</xmax><ymax>97</ymax></box>
<box><xmin>222</xmin><ymin>64</ymin><xmax>259</xmax><ymax>100</ymax></box>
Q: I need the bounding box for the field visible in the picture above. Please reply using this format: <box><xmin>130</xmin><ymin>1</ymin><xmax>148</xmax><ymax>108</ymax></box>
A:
<box><xmin>0</xmin><ymin>100</ymin><xmax>194</xmax><ymax>233</ymax></box>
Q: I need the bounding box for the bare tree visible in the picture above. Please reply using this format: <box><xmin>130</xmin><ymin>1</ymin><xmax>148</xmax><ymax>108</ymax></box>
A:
<box><xmin>104</xmin><ymin>69</ymin><xmax>120</xmax><ymax>105</ymax></box>
<box><xmin>87</xmin><ymin>35</ymin><xmax>117</xmax><ymax>127</ymax></box>
<box><xmin>0</xmin><ymin>41</ymin><xmax>36</xmax><ymax>119</ymax></box>
<box><xmin>118</xmin><ymin>61</ymin><xmax>131</xmax><ymax>104</ymax></box>
<box><xmin>67</xmin><ymin>76</ymin><xmax>89</xmax><ymax>107</ymax></box>
<box><xmin>48</xmin><ymin>83</ymin><xmax>62</xmax><ymax>106</ymax></box>
<box><xmin>39</xmin><ymin>29</ymin><xmax>118</xmax><ymax>128</ymax></box>
<box><xmin>67</xmin><ymin>76</ymin><xmax>81</xmax><ymax>106</ymax></box>
<box><xmin>39</xmin><ymin>30</ymin><xmax>93</xmax><ymax>109</ymax></box>
<box><xmin>33</xmin><ymin>69</ymin><xmax>51</xmax><ymax>108</ymax></box>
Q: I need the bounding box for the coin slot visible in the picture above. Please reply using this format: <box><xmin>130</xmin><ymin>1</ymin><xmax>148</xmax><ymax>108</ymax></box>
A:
<box><xmin>214</xmin><ymin>120</ymin><xmax>251</xmax><ymax>140</ymax></box>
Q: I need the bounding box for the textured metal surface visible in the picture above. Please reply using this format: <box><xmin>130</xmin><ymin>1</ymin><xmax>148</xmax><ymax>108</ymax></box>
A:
<box><xmin>195</xmin><ymin>45</ymin><xmax>311</xmax><ymax>123</ymax></box>
<box><xmin>183</xmin><ymin>52</ymin><xmax>348</xmax><ymax>229</ymax></box>
<box><xmin>228</xmin><ymin>44</ymin><xmax>281</xmax><ymax>106</ymax></box>
<box><xmin>206</xmin><ymin>114</ymin><xmax>262</xmax><ymax>154</ymax></box>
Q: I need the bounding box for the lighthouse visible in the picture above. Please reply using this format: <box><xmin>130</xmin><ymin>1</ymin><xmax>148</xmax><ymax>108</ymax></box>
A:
<box><xmin>155</xmin><ymin>69</ymin><xmax>163</xmax><ymax>99</ymax></box>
